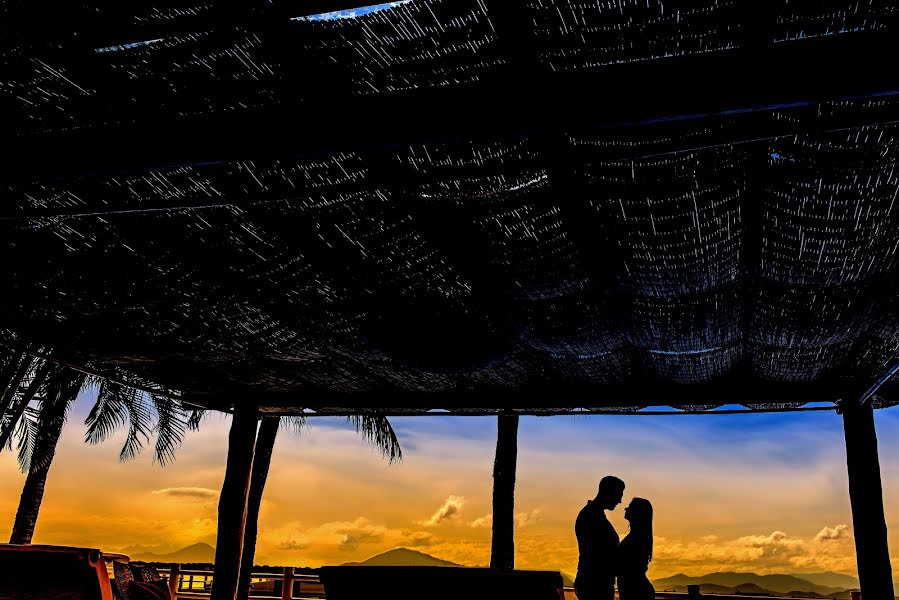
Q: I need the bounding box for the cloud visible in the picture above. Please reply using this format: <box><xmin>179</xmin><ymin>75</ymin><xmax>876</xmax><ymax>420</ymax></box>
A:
<box><xmin>468</xmin><ymin>509</ymin><xmax>541</xmax><ymax>529</ymax></box>
<box><xmin>469</xmin><ymin>514</ymin><xmax>492</xmax><ymax>528</ymax></box>
<box><xmin>278</xmin><ymin>539</ymin><xmax>309</xmax><ymax>551</ymax></box>
<box><xmin>815</xmin><ymin>524</ymin><xmax>850</xmax><ymax>542</ymax></box>
<box><xmin>329</xmin><ymin>518</ymin><xmax>386</xmax><ymax>551</ymax></box>
<box><xmin>649</xmin><ymin>526</ymin><xmax>863</xmax><ymax>576</ymax></box>
<box><xmin>150</xmin><ymin>487</ymin><xmax>218</xmax><ymax>500</ymax></box>
<box><xmin>420</xmin><ymin>496</ymin><xmax>465</xmax><ymax>526</ymax></box>
<box><xmin>399</xmin><ymin>530</ymin><xmax>437</xmax><ymax>547</ymax></box>
<box><xmin>515</xmin><ymin>509</ymin><xmax>542</xmax><ymax>528</ymax></box>
<box><xmin>735</xmin><ymin>531</ymin><xmax>805</xmax><ymax>559</ymax></box>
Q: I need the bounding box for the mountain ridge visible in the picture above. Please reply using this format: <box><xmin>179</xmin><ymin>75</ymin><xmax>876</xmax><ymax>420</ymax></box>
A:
<box><xmin>789</xmin><ymin>572</ymin><xmax>860</xmax><ymax>589</ymax></box>
<box><xmin>343</xmin><ymin>548</ymin><xmax>575</xmax><ymax>586</ymax></box>
<box><xmin>130</xmin><ymin>542</ymin><xmax>216</xmax><ymax>563</ymax></box>
<box><xmin>653</xmin><ymin>571</ymin><xmax>844</xmax><ymax>596</ymax></box>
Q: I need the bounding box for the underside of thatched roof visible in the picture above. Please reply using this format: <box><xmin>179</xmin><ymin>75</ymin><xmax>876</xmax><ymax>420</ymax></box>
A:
<box><xmin>3</xmin><ymin>0</ymin><xmax>899</xmax><ymax>413</ymax></box>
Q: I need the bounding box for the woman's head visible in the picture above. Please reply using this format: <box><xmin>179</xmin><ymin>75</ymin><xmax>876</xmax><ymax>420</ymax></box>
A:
<box><xmin>624</xmin><ymin>497</ymin><xmax>653</xmax><ymax>528</ymax></box>
<box><xmin>624</xmin><ymin>497</ymin><xmax>654</xmax><ymax>561</ymax></box>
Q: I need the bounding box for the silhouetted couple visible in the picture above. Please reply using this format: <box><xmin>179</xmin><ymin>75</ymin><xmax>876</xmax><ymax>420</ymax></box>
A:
<box><xmin>575</xmin><ymin>476</ymin><xmax>655</xmax><ymax>600</ymax></box>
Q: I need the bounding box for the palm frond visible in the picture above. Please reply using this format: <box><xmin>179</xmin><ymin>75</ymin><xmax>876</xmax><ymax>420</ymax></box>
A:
<box><xmin>81</xmin><ymin>373</ymin><xmax>105</xmax><ymax>393</ymax></box>
<box><xmin>84</xmin><ymin>379</ymin><xmax>131</xmax><ymax>445</ymax></box>
<box><xmin>187</xmin><ymin>409</ymin><xmax>207</xmax><ymax>432</ymax></box>
<box><xmin>345</xmin><ymin>414</ymin><xmax>402</xmax><ymax>464</ymax></box>
<box><xmin>0</xmin><ymin>360</ymin><xmax>54</xmax><ymax>451</ymax></box>
<box><xmin>281</xmin><ymin>416</ymin><xmax>307</xmax><ymax>435</ymax></box>
<box><xmin>119</xmin><ymin>386</ymin><xmax>153</xmax><ymax>463</ymax></box>
<box><xmin>2</xmin><ymin>416</ymin><xmax>13</xmax><ymax>452</ymax></box>
<box><xmin>150</xmin><ymin>393</ymin><xmax>187</xmax><ymax>466</ymax></box>
<box><xmin>28</xmin><ymin>369</ymin><xmax>84</xmax><ymax>472</ymax></box>
<box><xmin>0</xmin><ymin>353</ymin><xmax>35</xmax><ymax>416</ymax></box>
<box><xmin>15</xmin><ymin>406</ymin><xmax>40</xmax><ymax>472</ymax></box>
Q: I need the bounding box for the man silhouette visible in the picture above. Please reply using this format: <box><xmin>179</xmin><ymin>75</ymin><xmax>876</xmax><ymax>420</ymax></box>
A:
<box><xmin>575</xmin><ymin>475</ymin><xmax>625</xmax><ymax>600</ymax></box>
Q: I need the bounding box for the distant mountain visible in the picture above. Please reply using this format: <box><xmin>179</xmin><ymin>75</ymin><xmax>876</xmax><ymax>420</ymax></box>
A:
<box><xmin>653</xmin><ymin>572</ymin><xmax>842</xmax><ymax>596</ymax></box>
<box><xmin>342</xmin><ymin>548</ymin><xmax>461</xmax><ymax>567</ymax></box>
<box><xmin>790</xmin><ymin>572</ymin><xmax>860</xmax><ymax>590</ymax></box>
<box><xmin>344</xmin><ymin>548</ymin><xmax>572</xmax><ymax>585</ymax></box>
<box><xmin>131</xmin><ymin>542</ymin><xmax>216</xmax><ymax>564</ymax></box>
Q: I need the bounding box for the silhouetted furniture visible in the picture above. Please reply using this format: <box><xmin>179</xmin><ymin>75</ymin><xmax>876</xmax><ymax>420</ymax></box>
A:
<box><xmin>0</xmin><ymin>544</ymin><xmax>114</xmax><ymax>600</ymax></box>
<box><xmin>319</xmin><ymin>566</ymin><xmax>564</xmax><ymax>600</ymax></box>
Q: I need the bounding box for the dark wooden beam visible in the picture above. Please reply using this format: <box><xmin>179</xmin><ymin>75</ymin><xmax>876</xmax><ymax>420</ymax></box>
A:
<box><xmin>187</xmin><ymin>378</ymin><xmax>899</xmax><ymax>414</ymax></box>
<box><xmin>841</xmin><ymin>401</ymin><xmax>894</xmax><ymax>600</ymax></box>
<box><xmin>210</xmin><ymin>401</ymin><xmax>259</xmax><ymax>600</ymax></box>
<box><xmin>260</xmin><ymin>406</ymin><xmax>840</xmax><ymax>417</ymax></box>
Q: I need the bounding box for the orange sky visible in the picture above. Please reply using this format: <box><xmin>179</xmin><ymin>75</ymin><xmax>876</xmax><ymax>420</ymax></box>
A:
<box><xmin>2</xmin><ymin>393</ymin><xmax>899</xmax><ymax>581</ymax></box>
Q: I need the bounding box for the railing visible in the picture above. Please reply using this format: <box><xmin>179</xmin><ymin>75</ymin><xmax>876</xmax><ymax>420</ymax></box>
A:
<box><xmin>156</xmin><ymin>565</ymin><xmax>324</xmax><ymax>600</ymax></box>
<box><xmin>155</xmin><ymin>566</ymin><xmax>861</xmax><ymax>600</ymax></box>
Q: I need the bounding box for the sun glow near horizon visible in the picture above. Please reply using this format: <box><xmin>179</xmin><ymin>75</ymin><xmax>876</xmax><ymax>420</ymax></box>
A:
<box><xmin>2</xmin><ymin>392</ymin><xmax>899</xmax><ymax>581</ymax></box>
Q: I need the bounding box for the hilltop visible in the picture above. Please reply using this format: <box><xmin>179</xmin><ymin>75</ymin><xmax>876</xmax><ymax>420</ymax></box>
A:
<box><xmin>342</xmin><ymin>548</ymin><xmax>461</xmax><ymax>568</ymax></box>
<box><xmin>130</xmin><ymin>542</ymin><xmax>216</xmax><ymax>564</ymax></box>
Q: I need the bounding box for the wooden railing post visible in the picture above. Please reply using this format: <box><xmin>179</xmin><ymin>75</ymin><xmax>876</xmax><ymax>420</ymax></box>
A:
<box><xmin>168</xmin><ymin>563</ymin><xmax>181</xmax><ymax>598</ymax></box>
<box><xmin>687</xmin><ymin>584</ymin><xmax>701</xmax><ymax>599</ymax></box>
<box><xmin>281</xmin><ymin>567</ymin><xmax>295</xmax><ymax>600</ymax></box>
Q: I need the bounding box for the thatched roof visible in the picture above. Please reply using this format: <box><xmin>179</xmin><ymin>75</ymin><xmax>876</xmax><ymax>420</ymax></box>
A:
<box><xmin>3</xmin><ymin>0</ymin><xmax>899</xmax><ymax>413</ymax></box>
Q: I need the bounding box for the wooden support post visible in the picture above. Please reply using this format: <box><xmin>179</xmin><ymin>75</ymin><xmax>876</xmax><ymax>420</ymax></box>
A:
<box><xmin>210</xmin><ymin>402</ymin><xmax>259</xmax><ymax>600</ymax></box>
<box><xmin>281</xmin><ymin>567</ymin><xmax>295</xmax><ymax>600</ymax></box>
<box><xmin>842</xmin><ymin>401</ymin><xmax>894</xmax><ymax>600</ymax></box>
<box><xmin>490</xmin><ymin>414</ymin><xmax>519</xmax><ymax>570</ymax></box>
<box><xmin>168</xmin><ymin>563</ymin><xmax>181</xmax><ymax>598</ymax></box>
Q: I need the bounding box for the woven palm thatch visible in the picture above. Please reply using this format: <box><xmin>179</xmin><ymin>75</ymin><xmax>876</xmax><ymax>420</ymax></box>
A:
<box><xmin>3</xmin><ymin>0</ymin><xmax>899</xmax><ymax>413</ymax></box>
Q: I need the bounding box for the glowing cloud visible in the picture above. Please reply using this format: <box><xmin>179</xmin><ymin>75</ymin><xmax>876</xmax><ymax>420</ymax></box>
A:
<box><xmin>815</xmin><ymin>524</ymin><xmax>850</xmax><ymax>542</ymax></box>
<box><xmin>515</xmin><ymin>509</ymin><xmax>542</xmax><ymax>528</ymax></box>
<box><xmin>469</xmin><ymin>514</ymin><xmax>492</xmax><ymax>528</ymax></box>
<box><xmin>420</xmin><ymin>496</ymin><xmax>465</xmax><ymax>526</ymax></box>
<box><xmin>151</xmin><ymin>487</ymin><xmax>218</xmax><ymax>500</ymax></box>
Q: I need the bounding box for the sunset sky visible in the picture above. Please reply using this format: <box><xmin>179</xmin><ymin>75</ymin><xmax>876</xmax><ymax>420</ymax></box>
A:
<box><xmin>2</xmin><ymin>392</ymin><xmax>899</xmax><ymax>582</ymax></box>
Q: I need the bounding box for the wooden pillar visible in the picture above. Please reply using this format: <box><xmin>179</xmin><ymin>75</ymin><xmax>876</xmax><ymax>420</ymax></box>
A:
<box><xmin>168</xmin><ymin>563</ymin><xmax>181</xmax><ymax>598</ymax></box>
<box><xmin>281</xmin><ymin>567</ymin><xmax>295</xmax><ymax>600</ymax></box>
<box><xmin>490</xmin><ymin>414</ymin><xmax>519</xmax><ymax>570</ymax></box>
<box><xmin>842</xmin><ymin>401</ymin><xmax>894</xmax><ymax>600</ymax></box>
<box><xmin>210</xmin><ymin>402</ymin><xmax>259</xmax><ymax>600</ymax></box>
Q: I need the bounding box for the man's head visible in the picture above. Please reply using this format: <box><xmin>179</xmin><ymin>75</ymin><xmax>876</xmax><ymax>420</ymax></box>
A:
<box><xmin>595</xmin><ymin>475</ymin><xmax>625</xmax><ymax>510</ymax></box>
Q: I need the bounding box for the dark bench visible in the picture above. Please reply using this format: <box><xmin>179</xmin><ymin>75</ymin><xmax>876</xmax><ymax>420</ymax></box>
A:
<box><xmin>318</xmin><ymin>566</ymin><xmax>565</xmax><ymax>600</ymax></box>
<box><xmin>0</xmin><ymin>544</ymin><xmax>113</xmax><ymax>600</ymax></box>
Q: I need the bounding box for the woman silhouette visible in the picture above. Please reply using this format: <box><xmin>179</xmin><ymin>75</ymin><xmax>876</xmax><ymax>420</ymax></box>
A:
<box><xmin>616</xmin><ymin>498</ymin><xmax>655</xmax><ymax>600</ymax></box>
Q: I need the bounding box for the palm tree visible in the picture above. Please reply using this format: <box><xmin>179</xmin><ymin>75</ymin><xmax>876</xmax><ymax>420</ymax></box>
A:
<box><xmin>490</xmin><ymin>414</ymin><xmax>518</xmax><ymax>570</ymax></box>
<box><xmin>211</xmin><ymin>401</ymin><xmax>260</xmax><ymax>600</ymax></box>
<box><xmin>9</xmin><ymin>367</ymin><xmax>86</xmax><ymax>543</ymax></box>
<box><xmin>201</xmin><ymin>408</ymin><xmax>403</xmax><ymax>600</ymax></box>
<box><xmin>235</xmin><ymin>414</ymin><xmax>402</xmax><ymax>600</ymax></box>
<box><xmin>1</xmin><ymin>352</ymin><xmax>189</xmax><ymax>544</ymax></box>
